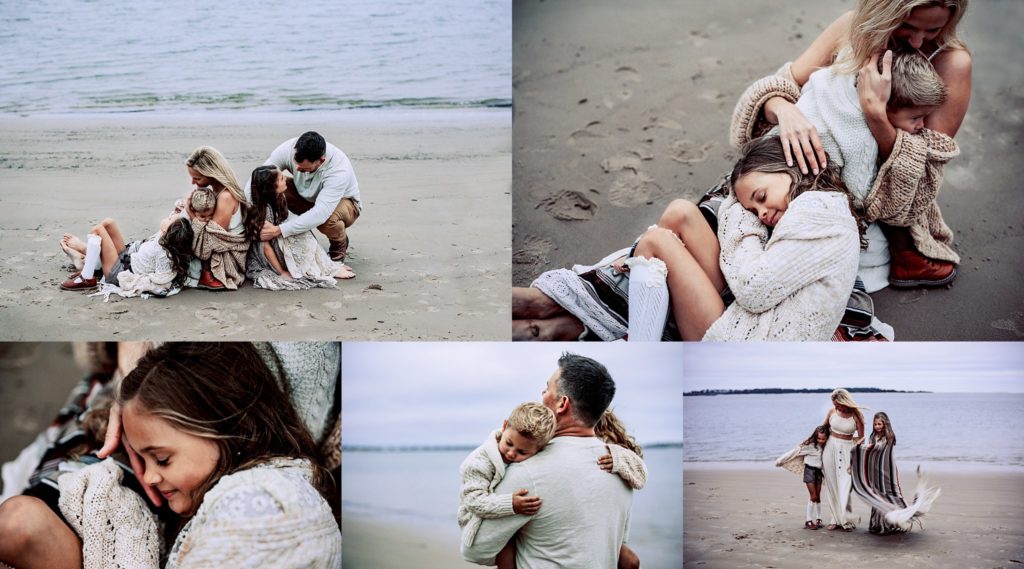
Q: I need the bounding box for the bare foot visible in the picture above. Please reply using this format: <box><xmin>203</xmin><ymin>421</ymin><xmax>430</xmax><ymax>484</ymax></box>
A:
<box><xmin>62</xmin><ymin>233</ymin><xmax>88</xmax><ymax>253</ymax></box>
<box><xmin>59</xmin><ymin>240</ymin><xmax>85</xmax><ymax>271</ymax></box>
<box><xmin>334</xmin><ymin>264</ymin><xmax>355</xmax><ymax>280</ymax></box>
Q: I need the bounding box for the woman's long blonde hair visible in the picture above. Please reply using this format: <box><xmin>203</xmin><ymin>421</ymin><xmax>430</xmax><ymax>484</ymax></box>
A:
<box><xmin>185</xmin><ymin>146</ymin><xmax>248</xmax><ymax>208</ymax></box>
<box><xmin>836</xmin><ymin>0</ymin><xmax>969</xmax><ymax>74</ymax></box>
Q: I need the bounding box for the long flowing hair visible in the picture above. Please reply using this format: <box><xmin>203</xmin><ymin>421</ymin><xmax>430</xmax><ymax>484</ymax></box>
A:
<box><xmin>244</xmin><ymin>165</ymin><xmax>289</xmax><ymax>243</ymax></box>
<box><xmin>871</xmin><ymin>411</ymin><xmax>897</xmax><ymax>446</ymax></box>
<box><xmin>729</xmin><ymin>136</ymin><xmax>867</xmax><ymax>245</ymax></box>
<box><xmin>802</xmin><ymin>424</ymin><xmax>831</xmax><ymax>448</ymax></box>
<box><xmin>836</xmin><ymin>0</ymin><xmax>970</xmax><ymax>74</ymax></box>
<box><xmin>117</xmin><ymin>343</ymin><xmax>334</xmax><ymax>517</ymax></box>
<box><xmin>594</xmin><ymin>409</ymin><xmax>642</xmax><ymax>458</ymax></box>
<box><xmin>185</xmin><ymin>146</ymin><xmax>248</xmax><ymax>213</ymax></box>
<box><xmin>159</xmin><ymin>217</ymin><xmax>194</xmax><ymax>289</ymax></box>
<box><xmin>827</xmin><ymin>388</ymin><xmax>867</xmax><ymax>429</ymax></box>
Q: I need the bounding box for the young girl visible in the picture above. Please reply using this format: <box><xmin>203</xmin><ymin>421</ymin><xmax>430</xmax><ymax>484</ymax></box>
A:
<box><xmin>459</xmin><ymin>404</ymin><xmax>646</xmax><ymax>569</ymax></box>
<box><xmin>245</xmin><ymin>164</ymin><xmax>355</xmax><ymax>288</ymax></box>
<box><xmin>852</xmin><ymin>411</ymin><xmax>940</xmax><ymax>534</ymax></box>
<box><xmin>776</xmin><ymin>425</ymin><xmax>830</xmax><ymax>529</ymax></box>
<box><xmin>58</xmin><ymin>213</ymin><xmax>193</xmax><ymax>296</ymax></box>
<box><xmin>0</xmin><ymin>343</ymin><xmax>341</xmax><ymax>568</ymax></box>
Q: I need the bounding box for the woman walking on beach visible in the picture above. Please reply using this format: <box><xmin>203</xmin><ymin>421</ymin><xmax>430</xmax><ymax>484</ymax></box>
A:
<box><xmin>821</xmin><ymin>388</ymin><xmax>866</xmax><ymax>530</ymax></box>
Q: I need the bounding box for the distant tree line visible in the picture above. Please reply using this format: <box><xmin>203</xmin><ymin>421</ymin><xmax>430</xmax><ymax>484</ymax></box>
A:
<box><xmin>683</xmin><ymin>387</ymin><xmax>929</xmax><ymax>396</ymax></box>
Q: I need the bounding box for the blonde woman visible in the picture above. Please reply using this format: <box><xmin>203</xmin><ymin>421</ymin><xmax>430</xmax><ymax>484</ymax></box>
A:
<box><xmin>183</xmin><ymin>146</ymin><xmax>249</xmax><ymax>289</ymax></box>
<box><xmin>760</xmin><ymin>0</ymin><xmax>970</xmax><ymax>286</ymax></box>
<box><xmin>820</xmin><ymin>388</ymin><xmax>866</xmax><ymax>530</ymax></box>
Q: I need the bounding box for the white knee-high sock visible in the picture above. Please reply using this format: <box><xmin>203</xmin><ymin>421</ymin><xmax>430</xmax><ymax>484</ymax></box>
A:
<box><xmin>815</xmin><ymin>501</ymin><xmax>822</xmax><ymax>520</ymax></box>
<box><xmin>624</xmin><ymin>256</ymin><xmax>669</xmax><ymax>341</ymax></box>
<box><xmin>806</xmin><ymin>501</ymin><xmax>814</xmax><ymax>522</ymax></box>
<box><xmin>81</xmin><ymin>234</ymin><xmax>102</xmax><ymax>279</ymax></box>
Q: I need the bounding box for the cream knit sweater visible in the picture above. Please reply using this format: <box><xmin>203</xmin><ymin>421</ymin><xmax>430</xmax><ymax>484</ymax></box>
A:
<box><xmin>703</xmin><ymin>192</ymin><xmax>860</xmax><ymax>341</ymax></box>
<box><xmin>458</xmin><ymin>430</ymin><xmax>647</xmax><ymax>549</ymax></box>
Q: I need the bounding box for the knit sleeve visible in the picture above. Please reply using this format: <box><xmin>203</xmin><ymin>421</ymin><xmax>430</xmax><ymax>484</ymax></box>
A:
<box><xmin>459</xmin><ymin>453</ymin><xmax>516</xmax><ymax>520</ymax></box>
<box><xmin>606</xmin><ymin>444</ymin><xmax>648</xmax><ymax>490</ymax></box>
<box><xmin>729</xmin><ymin>64</ymin><xmax>803</xmax><ymax>148</ymax></box>
<box><xmin>717</xmin><ymin>193</ymin><xmax>857</xmax><ymax>314</ymax></box>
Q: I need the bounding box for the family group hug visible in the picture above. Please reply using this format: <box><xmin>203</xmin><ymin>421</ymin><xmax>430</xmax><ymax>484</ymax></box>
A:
<box><xmin>513</xmin><ymin>0</ymin><xmax>971</xmax><ymax>342</ymax></box>
<box><xmin>0</xmin><ymin>342</ymin><xmax>342</xmax><ymax>568</ymax></box>
<box><xmin>458</xmin><ymin>353</ymin><xmax>646</xmax><ymax>569</ymax></box>
<box><xmin>57</xmin><ymin>131</ymin><xmax>361</xmax><ymax>297</ymax></box>
<box><xmin>776</xmin><ymin>388</ymin><xmax>940</xmax><ymax>534</ymax></box>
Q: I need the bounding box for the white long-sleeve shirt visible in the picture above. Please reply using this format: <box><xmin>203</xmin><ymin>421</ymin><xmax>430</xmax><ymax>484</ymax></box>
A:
<box><xmin>245</xmin><ymin>137</ymin><xmax>361</xmax><ymax>238</ymax></box>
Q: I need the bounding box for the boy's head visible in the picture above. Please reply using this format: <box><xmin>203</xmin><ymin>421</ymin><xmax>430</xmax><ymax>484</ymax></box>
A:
<box><xmin>885</xmin><ymin>49</ymin><xmax>947</xmax><ymax>134</ymax></box>
<box><xmin>190</xmin><ymin>186</ymin><xmax>217</xmax><ymax>219</ymax></box>
<box><xmin>499</xmin><ymin>402</ymin><xmax>556</xmax><ymax>464</ymax></box>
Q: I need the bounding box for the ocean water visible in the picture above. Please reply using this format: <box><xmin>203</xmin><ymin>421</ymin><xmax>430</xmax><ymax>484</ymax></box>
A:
<box><xmin>683</xmin><ymin>392</ymin><xmax>1024</xmax><ymax>468</ymax></box>
<box><xmin>342</xmin><ymin>446</ymin><xmax>683</xmax><ymax>568</ymax></box>
<box><xmin>0</xmin><ymin>0</ymin><xmax>510</xmax><ymax>113</ymax></box>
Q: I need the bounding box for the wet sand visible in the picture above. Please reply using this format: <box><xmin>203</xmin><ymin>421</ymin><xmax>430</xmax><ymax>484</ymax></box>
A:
<box><xmin>342</xmin><ymin>514</ymin><xmax>477</xmax><ymax>569</ymax></box>
<box><xmin>684</xmin><ymin>466</ymin><xmax>1024</xmax><ymax>568</ymax></box>
<box><xmin>0</xmin><ymin>109</ymin><xmax>511</xmax><ymax>340</ymax></box>
<box><xmin>512</xmin><ymin>0</ymin><xmax>1024</xmax><ymax>340</ymax></box>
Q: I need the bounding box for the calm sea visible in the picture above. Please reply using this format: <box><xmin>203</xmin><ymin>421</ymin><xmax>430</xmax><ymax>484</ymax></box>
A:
<box><xmin>683</xmin><ymin>392</ymin><xmax>1024</xmax><ymax>468</ymax></box>
<box><xmin>0</xmin><ymin>0</ymin><xmax>510</xmax><ymax>113</ymax></box>
<box><xmin>342</xmin><ymin>446</ymin><xmax>683</xmax><ymax>568</ymax></box>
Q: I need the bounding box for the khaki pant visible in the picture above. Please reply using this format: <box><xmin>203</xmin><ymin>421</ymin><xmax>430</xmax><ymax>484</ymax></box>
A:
<box><xmin>284</xmin><ymin>180</ymin><xmax>360</xmax><ymax>258</ymax></box>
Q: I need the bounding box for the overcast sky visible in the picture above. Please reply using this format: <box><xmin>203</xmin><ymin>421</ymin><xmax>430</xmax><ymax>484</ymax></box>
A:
<box><xmin>342</xmin><ymin>343</ymin><xmax>683</xmax><ymax>447</ymax></box>
<box><xmin>683</xmin><ymin>342</ymin><xmax>1024</xmax><ymax>393</ymax></box>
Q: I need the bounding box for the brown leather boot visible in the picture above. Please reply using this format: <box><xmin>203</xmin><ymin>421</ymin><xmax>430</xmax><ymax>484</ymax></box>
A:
<box><xmin>889</xmin><ymin>249</ymin><xmax>957</xmax><ymax>288</ymax></box>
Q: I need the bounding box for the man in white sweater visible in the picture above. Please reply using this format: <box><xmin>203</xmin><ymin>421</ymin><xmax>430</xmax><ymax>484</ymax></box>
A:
<box><xmin>247</xmin><ymin>131</ymin><xmax>361</xmax><ymax>262</ymax></box>
<box><xmin>462</xmin><ymin>353</ymin><xmax>636</xmax><ymax>569</ymax></box>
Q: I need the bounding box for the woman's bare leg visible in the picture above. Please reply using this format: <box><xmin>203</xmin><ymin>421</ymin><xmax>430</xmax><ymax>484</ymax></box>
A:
<box><xmin>263</xmin><ymin>242</ymin><xmax>289</xmax><ymax>277</ymax></box>
<box><xmin>633</xmin><ymin>228</ymin><xmax>725</xmax><ymax>340</ymax></box>
<box><xmin>512</xmin><ymin>316</ymin><xmax>584</xmax><ymax>341</ymax></box>
<box><xmin>0</xmin><ymin>496</ymin><xmax>83</xmax><ymax>569</ymax></box>
<box><xmin>512</xmin><ymin>287</ymin><xmax>567</xmax><ymax>320</ymax></box>
<box><xmin>89</xmin><ymin>223</ymin><xmax>122</xmax><ymax>277</ymax></box>
<box><xmin>657</xmin><ymin>199</ymin><xmax>725</xmax><ymax>293</ymax></box>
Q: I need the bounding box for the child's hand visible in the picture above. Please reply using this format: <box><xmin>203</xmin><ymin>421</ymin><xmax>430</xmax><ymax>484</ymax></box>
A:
<box><xmin>512</xmin><ymin>488</ymin><xmax>542</xmax><ymax>516</ymax></box>
<box><xmin>597</xmin><ymin>453</ymin><xmax>614</xmax><ymax>472</ymax></box>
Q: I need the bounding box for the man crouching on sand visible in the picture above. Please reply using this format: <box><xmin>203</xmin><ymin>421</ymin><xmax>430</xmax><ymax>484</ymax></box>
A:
<box><xmin>246</xmin><ymin>131</ymin><xmax>361</xmax><ymax>263</ymax></box>
<box><xmin>462</xmin><ymin>353</ymin><xmax>640</xmax><ymax>569</ymax></box>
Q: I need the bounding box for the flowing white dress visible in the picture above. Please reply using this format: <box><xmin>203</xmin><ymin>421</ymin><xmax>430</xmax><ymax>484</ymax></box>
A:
<box><xmin>823</xmin><ymin>412</ymin><xmax>858</xmax><ymax>528</ymax></box>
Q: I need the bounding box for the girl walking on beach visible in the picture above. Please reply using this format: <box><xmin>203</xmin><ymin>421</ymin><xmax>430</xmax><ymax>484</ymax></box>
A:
<box><xmin>821</xmin><ymin>388</ymin><xmax>866</xmax><ymax>530</ymax></box>
<box><xmin>776</xmin><ymin>425</ymin><xmax>830</xmax><ymax>530</ymax></box>
<box><xmin>852</xmin><ymin>411</ymin><xmax>940</xmax><ymax>534</ymax></box>
<box><xmin>58</xmin><ymin>214</ymin><xmax>193</xmax><ymax>295</ymax></box>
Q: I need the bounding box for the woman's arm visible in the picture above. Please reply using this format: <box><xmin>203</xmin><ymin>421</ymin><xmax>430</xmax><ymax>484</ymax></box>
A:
<box><xmin>212</xmin><ymin>191</ymin><xmax>239</xmax><ymax>230</ymax></box>
<box><xmin>853</xmin><ymin>413</ymin><xmax>865</xmax><ymax>444</ymax></box>
<box><xmin>927</xmin><ymin>48</ymin><xmax>972</xmax><ymax>137</ymax></box>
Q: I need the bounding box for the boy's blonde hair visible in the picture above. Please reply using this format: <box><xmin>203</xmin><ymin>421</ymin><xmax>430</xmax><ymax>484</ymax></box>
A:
<box><xmin>888</xmin><ymin>49</ymin><xmax>947</xmax><ymax>109</ymax></box>
<box><xmin>506</xmin><ymin>402</ymin><xmax>556</xmax><ymax>448</ymax></box>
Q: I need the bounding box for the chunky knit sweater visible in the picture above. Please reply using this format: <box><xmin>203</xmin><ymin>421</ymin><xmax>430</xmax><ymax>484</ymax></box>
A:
<box><xmin>458</xmin><ymin>430</ymin><xmax>647</xmax><ymax>549</ymax></box>
<box><xmin>704</xmin><ymin>192</ymin><xmax>860</xmax><ymax>341</ymax></box>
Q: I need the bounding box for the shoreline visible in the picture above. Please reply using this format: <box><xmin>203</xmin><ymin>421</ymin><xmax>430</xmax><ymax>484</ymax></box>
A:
<box><xmin>683</xmin><ymin>460</ymin><xmax>1024</xmax><ymax>473</ymax></box>
<box><xmin>684</xmin><ymin>467</ymin><xmax>1024</xmax><ymax>568</ymax></box>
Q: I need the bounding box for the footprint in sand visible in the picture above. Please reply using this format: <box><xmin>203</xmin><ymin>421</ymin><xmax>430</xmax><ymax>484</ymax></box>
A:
<box><xmin>670</xmin><ymin>140</ymin><xmax>714</xmax><ymax>164</ymax></box>
<box><xmin>600</xmin><ymin>152</ymin><xmax>647</xmax><ymax>175</ymax></box>
<box><xmin>608</xmin><ymin>172</ymin><xmax>666</xmax><ymax>208</ymax></box>
<box><xmin>513</xmin><ymin>235</ymin><xmax>553</xmax><ymax>268</ymax></box>
<box><xmin>992</xmin><ymin>311</ymin><xmax>1024</xmax><ymax>337</ymax></box>
<box><xmin>537</xmin><ymin>190</ymin><xmax>598</xmax><ymax>221</ymax></box>
<box><xmin>615</xmin><ymin>65</ymin><xmax>640</xmax><ymax>82</ymax></box>
<box><xmin>194</xmin><ymin>306</ymin><xmax>239</xmax><ymax>327</ymax></box>
<box><xmin>568</xmin><ymin>120</ymin><xmax>606</xmax><ymax>145</ymax></box>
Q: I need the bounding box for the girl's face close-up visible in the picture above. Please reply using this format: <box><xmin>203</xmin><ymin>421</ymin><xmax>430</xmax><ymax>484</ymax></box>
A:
<box><xmin>892</xmin><ymin>5</ymin><xmax>951</xmax><ymax>50</ymax></box>
<box><xmin>274</xmin><ymin>170</ymin><xmax>288</xmax><ymax>195</ymax></box>
<box><xmin>874</xmin><ymin>417</ymin><xmax>885</xmax><ymax>433</ymax></box>
<box><xmin>122</xmin><ymin>400</ymin><xmax>221</xmax><ymax>515</ymax></box>
<box><xmin>816</xmin><ymin>432</ymin><xmax>828</xmax><ymax>445</ymax></box>
<box><xmin>734</xmin><ymin>171</ymin><xmax>791</xmax><ymax>227</ymax></box>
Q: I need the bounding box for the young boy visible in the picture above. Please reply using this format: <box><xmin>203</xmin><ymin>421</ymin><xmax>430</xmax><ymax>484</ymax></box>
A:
<box><xmin>458</xmin><ymin>402</ymin><xmax>645</xmax><ymax>569</ymax></box>
<box><xmin>788</xmin><ymin>48</ymin><xmax>957</xmax><ymax>291</ymax></box>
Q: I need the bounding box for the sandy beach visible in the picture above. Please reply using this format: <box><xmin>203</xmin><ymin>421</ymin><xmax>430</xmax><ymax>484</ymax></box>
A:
<box><xmin>342</xmin><ymin>514</ymin><xmax>478</xmax><ymax>569</ymax></box>
<box><xmin>512</xmin><ymin>0</ymin><xmax>1024</xmax><ymax>340</ymax></box>
<box><xmin>684</xmin><ymin>466</ymin><xmax>1024</xmax><ymax>568</ymax></box>
<box><xmin>0</xmin><ymin>109</ymin><xmax>511</xmax><ymax>340</ymax></box>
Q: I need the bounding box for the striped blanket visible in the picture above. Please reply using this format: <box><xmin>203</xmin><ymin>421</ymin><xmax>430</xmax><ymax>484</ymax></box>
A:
<box><xmin>851</xmin><ymin>439</ymin><xmax>940</xmax><ymax>533</ymax></box>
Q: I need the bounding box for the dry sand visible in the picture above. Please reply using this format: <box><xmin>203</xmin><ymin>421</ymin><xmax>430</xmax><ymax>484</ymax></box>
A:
<box><xmin>342</xmin><ymin>514</ymin><xmax>478</xmax><ymax>569</ymax></box>
<box><xmin>512</xmin><ymin>0</ymin><xmax>1024</xmax><ymax>340</ymax></box>
<box><xmin>684</xmin><ymin>466</ymin><xmax>1024</xmax><ymax>568</ymax></box>
<box><xmin>0</xmin><ymin>109</ymin><xmax>511</xmax><ymax>340</ymax></box>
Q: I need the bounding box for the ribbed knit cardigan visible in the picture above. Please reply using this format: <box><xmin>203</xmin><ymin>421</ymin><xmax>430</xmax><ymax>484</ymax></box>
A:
<box><xmin>703</xmin><ymin>192</ymin><xmax>859</xmax><ymax>341</ymax></box>
<box><xmin>731</xmin><ymin>63</ymin><xmax>961</xmax><ymax>263</ymax></box>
